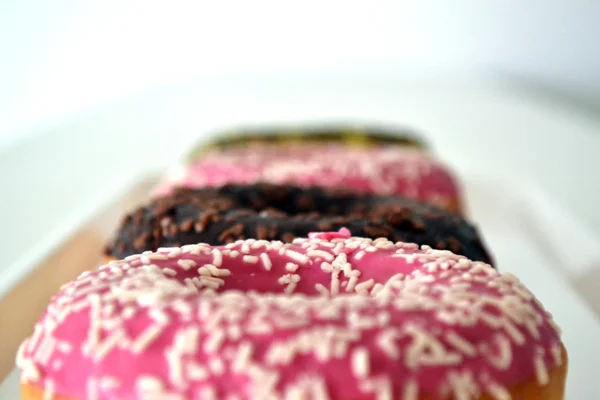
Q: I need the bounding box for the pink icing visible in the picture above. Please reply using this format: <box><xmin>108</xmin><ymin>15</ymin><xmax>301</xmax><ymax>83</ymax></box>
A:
<box><xmin>17</xmin><ymin>236</ymin><xmax>563</xmax><ymax>400</ymax></box>
<box><xmin>154</xmin><ymin>145</ymin><xmax>462</xmax><ymax>210</ymax></box>
<box><xmin>308</xmin><ymin>227</ymin><xmax>351</xmax><ymax>240</ymax></box>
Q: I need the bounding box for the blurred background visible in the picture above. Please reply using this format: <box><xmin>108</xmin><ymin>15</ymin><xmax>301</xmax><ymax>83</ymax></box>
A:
<box><xmin>1</xmin><ymin>0</ymin><xmax>600</xmax><ymax>145</ymax></box>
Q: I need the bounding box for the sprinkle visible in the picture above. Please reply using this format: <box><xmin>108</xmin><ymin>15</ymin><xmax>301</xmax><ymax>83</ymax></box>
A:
<box><xmin>209</xmin><ymin>358</ymin><xmax>225</xmax><ymax>375</ymax></box>
<box><xmin>205</xmin><ymin>330</ymin><xmax>226</xmax><ymax>353</ymax></box>
<box><xmin>355</xmin><ymin>279</ymin><xmax>375</xmax><ymax>295</ymax></box>
<box><xmin>140</xmin><ymin>255</ymin><xmax>151</xmax><ymax>265</ymax></box>
<box><xmin>260</xmin><ymin>253</ymin><xmax>273</xmax><ymax>271</ymax></box>
<box><xmin>243</xmin><ymin>255</ymin><xmax>259</xmax><ymax>264</ymax></box>
<box><xmin>285</xmin><ymin>262</ymin><xmax>299</xmax><ymax>272</ymax></box>
<box><xmin>94</xmin><ymin>330</ymin><xmax>125</xmax><ymax>360</ymax></box>
<box><xmin>307</xmin><ymin>250</ymin><xmax>335</xmax><ymax>261</ymax></box>
<box><xmin>352</xmin><ymin>347</ymin><xmax>370</xmax><ymax>378</ymax></box>
<box><xmin>534</xmin><ymin>350</ymin><xmax>549</xmax><ymax>385</ymax></box>
<box><xmin>21</xmin><ymin>359</ymin><xmax>41</xmax><ymax>383</ymax></box>
<box><xmin>167</xmin><ymin>248</ymin><xmax>182</xmax><ymax>258</ymax></box>
<box><xmin>177</xmin><ymin>259</ymin><xmax>196</xmax><ymax>270</ymax></box>
<box><xmin>162</xmin><ymin>268</ymin><xmax>177</xmax><ymax>276</ymax></box>
<box><xmin>315</xmin><ymin>284</ymin><xmax>329</xmax><ymax>296</ymax></box>
<box><xmin>132</xmin><ymin>323</ymin><xmax>165</xmax><ymax>353</ymax></box>
<box><xmin>187</xmin><ymin>363</ymin><xmax>209</xmax><ymax>380</ymax></box>
<box><xmin>354</xmin><ymin>250</ymin><xmax>366</xmax><ymax>260</ymax></box>
<box><xmin>212</xmin><ymin>249</ymin><xmax>223</xmax><ymax>267</ymax></box>
<box><xmin>486</xmin><ymin>380</ymin><xmax>511</xmax><ymax>400</ymax></box>
<box><xmin>136</xmin><ymin>375</ymin><xmax>164</xmax><ymax>392</ymax></box>
<box><xmin>403</xmin><ymin>379</ymin><xmax>419</xmax><ymax>400</ymax></box>
<box><xmin>285</xmin><ymin>249</ymin><xmax>310</xmax><ymax>264</ymax></box>
<box><xmin>377</xmin><ymin>329</ymin><xmax>400</xmax><ymax>359</ymax></box>
<box><xmin>345</xmin><ymin>275</ymin><xmax>360</xmax><ymax>292</ymax></box>
<box><xmin>232</xmin><ymin>342</ymin><xmax>254</xmax><ymax>372</ymax></box>
<box><xmin>445</xmin><ymin>331</ymin><xmax>477</xmax><ymax>357</ymax></box>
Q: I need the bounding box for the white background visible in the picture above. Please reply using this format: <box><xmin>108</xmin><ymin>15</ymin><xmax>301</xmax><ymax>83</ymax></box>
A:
<box><xmin>1</xmin><ymin>0</ymin><xmax>600</xmax><ymax>148</ymax></box>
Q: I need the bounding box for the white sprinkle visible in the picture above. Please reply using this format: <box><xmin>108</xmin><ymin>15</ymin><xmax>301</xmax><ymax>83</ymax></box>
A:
<box><xmin>307</xmin><ymin>250</ymin><xmax>335</xmax><ymax>261</ymax></box>
<box><xmin>345</xmin><ymin>275</ymin><xmax>360</xmax><ymax>293</ymax></box>
<box><xmin>354</xmin><ymin>279</ymin><xmax>375</xmax><ymax>295</ymax></box>
<box><xmin>229</xmin><ymin>250</ymin><xmax>240</xmax><ymax>258</ymax></box>
<box><xmin>352</xmin><ymin>347</ymin><xmax>370</xmax><ymax>378</ymax></box>
<box><xmin>199</xmin><ymin>387</ymin><xmax>217</xmax><ymax>400</ymax></box>
<box><xmin>94</xmin><ymin>330</ymin><xmax>125</xmax><ymax>360</ymax></box>
<box><xmin>99</xmin><ymin>376</ymin><xmax>120</xmax><ymax>390</ymax></box>
<box><xmin>162</xmin><ymin>268</ymin><xmax>177</xmax><ymax>276</ymax></box>
<box><xmin>285</xmin><ymin>262</ymin><xmax>299</xmax><ymax>272</ymax></box>
<box><xmin>212</xmin><ymin>249</ymin><xmax>223</xmax><ymax>267</ymax></box>
<box><xmin>330</xmin><ymin>270</ymin><xmax>341</xmax><ymax>295</ymax></box>
<box><xmin>534</xmin><ymin>351</ymin><xmax>550</xmax><ymax>385</ymax></box>
<box><xmin>550</xmin><ymin>343</ymin><xmax>563</xmax><ymax>366</ymax></box>
<box><xmin>166</xmin><ymin>248</ymin><xmax>182</xmax><ymax>258</ymax></box>
<box><xmin>177</xmin><ymin>259</ymin><xmax>196</xmax><ymax>270</ymax></box>
<box><xmin>486</xmin><ymin>380</ymin><xmax>511</xmax><ymax>400</ymax></box>
<box><xmin>354</xmin><ymin>250</ymin><xmax>366</xmax><ymax>260</ymax></box>
<box><xmin>502</xmin><ymin>318</ymin><xmax>526</xmax><ymax>345</ymax></box>
<box><xmin>187</xmin><ymin>363</ymin><xmax>209</xmax><ymax>380</ymax></box>
<box><xmin>241</xmin><ymin>243</ymin><xmax>251</xmax><ymax>254</ymax></box>
<box><xmin>140</xmin><ymin>255</ymin><xmax>151</xmax><ymax>265</ymax></box>
<box><xmin>56</xmin><ymin>341</ymin><xmax>72</xmax><ymax>354</ymax></box>
<box><xmin>377</xmin><ymin>329</ymin><xmax>400</xmax><ymax>359</ymax></box>
<box><xmin>43</xmin><ymin>379</ymin><xmax>56</xmax><ymax>400</ymax></box>
<box><xmin>285</xmin><ymin>249</ymin><xmax>310</xmax><ymax>264</ymax></box>
<box><xmin>51</xmin><ymin>359</ymin><xmax>63</xmax><ymax>371</ymax></box>
<box><xmin>122</xmin><ymin>307</ymin><xmax>137</xmax><ymax>319</ymax></box>
<box><xmin>243</xmin><ymin>255</ymin><xmax>259</xmax><ymax>264</ymax></box>
<box><xmin>365</xmin><ymin>246</ymin><xmax>378</xmax><ymax>253</ymax></box>
<box><xmin>136</xmin><ymin>375</ymin><xmax>164</xmax><ymax>392</ymax></box>
<box><xmin>209</xmin><ymin>358</ymin><xmax>225</xmax><ymax>375</ymax></box>
<box><xmin>232</xmin><ymin>342</ymin><xmax>253</xmax><ymax>372</ymax></box>
<box><xmin>260</xmin><ymin>253</ymin><xmax>273</xmax><ymax>271</ymax></box>
<box><xmin>132</xmin><ymin>323</ymin><xmax>165</xmax><ymax>353</ymax></box>
<box><xmin>445</xmin><ymin>331</ymin><xmax>477</xmax><ymax>357</ymax></box>
<box><xmin>361</xmin><ymin>377</ymin><xmax>393</xmax><ymax>400</ymax></box>
<box><xmin>485</xmin><ymin>334</ymin><xmax>512</xmax><ymax>370</ymax></box>
<box><xmin>315</xmin><ymin>284</ymin><xmax>329</xmax><ymax>296</ymax></box>
<box><xmin>320</xmin><ymin>262</ymin><xmax>333</xmax><ymax>273</ymax></box>
<box><xmin>21</xmin><ymin>359</ymin><xmax>41</xmax><ymax>383</ymax></box>
<box><xmin>204</xmin><ymin>264</ymin><xmax>221</xmax><ymax>276</ymax></box>
<box><xmin>403</xmin><ymin>379</ymin><xmax>419</xmax><ymax>400</ymax></box>
<box><xmin>205</xmin><ymin>330</ymin><xmax>226</xmax><ymax>353</ymax></box>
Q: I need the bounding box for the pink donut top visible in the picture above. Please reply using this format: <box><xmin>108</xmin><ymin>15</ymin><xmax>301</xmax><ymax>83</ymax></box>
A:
<box><xmin>17</xmin><ymin>234</ymin><xmax>563</xmax><ymax>400</ymax></box>
<box><xmin>155</xmin><ymin>145</ymin><xmax>462</xmax><ymax>210</ymax></box>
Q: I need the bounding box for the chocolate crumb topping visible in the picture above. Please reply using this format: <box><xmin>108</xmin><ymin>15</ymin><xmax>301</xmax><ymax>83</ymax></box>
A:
<box><xmin>105</xmin><ymin>183</ymin><xmax>493</xmax><ymax>265</ymax></box>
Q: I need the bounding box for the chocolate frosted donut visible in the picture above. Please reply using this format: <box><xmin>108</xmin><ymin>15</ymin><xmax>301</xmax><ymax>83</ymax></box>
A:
<box><xmin>105</xmin><ymin>183</ymin><xmax>492</xmax><ymax>264</ymax></box>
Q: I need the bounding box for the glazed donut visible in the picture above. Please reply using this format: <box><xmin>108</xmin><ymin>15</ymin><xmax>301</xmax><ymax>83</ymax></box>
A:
<box><xmin>105</xmin><ymin>183</ymin><xmax>491</xmax><ymax>264</ymax></box>
<box><xmin>155</xmin><ymin>145</ymin><xmax>463</xmax><ymax>212</ymax></box>
<box><xmin>183</xmin><ymin>123</ymin><xmax>429</xmax><ymax>161</ymax></box>
<box><xmin>17</xmin><ymin>233</ymin><xmax>566</xmax><ymax>399</ymax></box>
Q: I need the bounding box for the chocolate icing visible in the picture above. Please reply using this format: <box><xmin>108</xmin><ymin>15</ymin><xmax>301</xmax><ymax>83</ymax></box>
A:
<box><xmin>105</xmin><ymin>183</ymin><xmax>492</xmax><ymax>264</ymax></box>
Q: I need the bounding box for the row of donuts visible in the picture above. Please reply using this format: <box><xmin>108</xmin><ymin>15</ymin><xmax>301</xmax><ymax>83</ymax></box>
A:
<box><xmin>17</xmin><ymin>124</ymin><xmax>566</xmax><ymax>400</ymax></box>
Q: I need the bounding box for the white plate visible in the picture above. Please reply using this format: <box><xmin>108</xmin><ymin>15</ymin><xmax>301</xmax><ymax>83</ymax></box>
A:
<box><xmin>1</xmin><ymin>173</ymin><xmax>598</xmax><ymax>399</ymax></box>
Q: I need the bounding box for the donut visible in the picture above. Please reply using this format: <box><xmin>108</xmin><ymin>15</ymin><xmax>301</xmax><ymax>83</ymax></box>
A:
<box><xmin>184</xmin><ymin>123</ymin><xmax>428</xmax><ymax>161</ymax></box>
<box><xmin>17</xmin><ymin>233</ymin><xmax>566</xmax><ymax>399</ymax></box>
<box><xmin>105</xmin><ymin>183</ymin><xmax>491</xmax><ymax>264</ymax></box>
<box><xmin>155</xmin><ymin>145</ymin><xmax>463</xmax><ymax>212</ymax></box>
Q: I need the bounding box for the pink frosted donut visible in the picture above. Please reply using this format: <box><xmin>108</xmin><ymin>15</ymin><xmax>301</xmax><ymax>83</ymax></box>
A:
<box><xmin>17</xmin><ymin>233</ymin><xmax>566</xmax><ymax>399</ymax></box>
<box><xmin>155</xmin><ymin>145</ymin><xmax>463</xmax><ymax>212</ymax></box>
